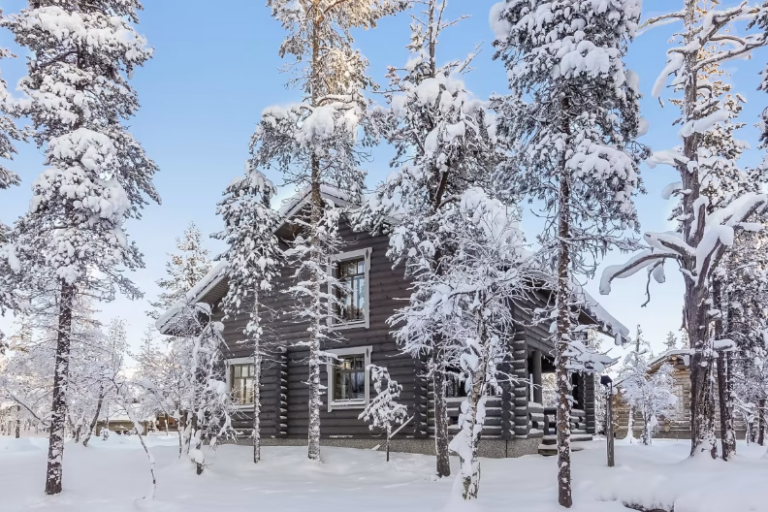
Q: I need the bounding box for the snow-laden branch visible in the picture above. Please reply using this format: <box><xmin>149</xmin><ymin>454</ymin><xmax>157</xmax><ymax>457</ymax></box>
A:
<box><xmin>600</xmin><ymin>250</ymin><xmax>681</xmax><ymax>295</ymax></box>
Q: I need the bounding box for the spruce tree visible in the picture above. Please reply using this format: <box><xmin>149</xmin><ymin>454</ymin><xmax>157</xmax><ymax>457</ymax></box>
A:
<box><xmin>252</xmin><ymin>0</ymin><xmax>403</xmax><ymax>461</ymax></box>
<box><xmin>0</xmin><ymin>16</ymin><xmax>22</xmax><ymax>193</ymax></box>
<box><xmin>1</xmin><ymin>0</ymin><xmax>158</xmax><ymax>494</ymax></box>
<box><xmin>664</xmin><ymin>332</ymin><xmax>678</xmax><ymax>351</ymax></box>
<box><xmin>148</xmin><ymin>222</ymin><xmax>212</xmax><ymax>319</ymax></box>
<box><xmin>492</xmin><ymin>0</ymin><xmax>644</xmax><ymax>506</ymax></box>
<box><xmin>0</xmin><ymin>21</ymin><xmax>24</xmax><ymax>347</ymax></box>
<box><xmin>213</xmin><ymin>164</ymin><xmax>283</xmax><ymax>464</ymax></box>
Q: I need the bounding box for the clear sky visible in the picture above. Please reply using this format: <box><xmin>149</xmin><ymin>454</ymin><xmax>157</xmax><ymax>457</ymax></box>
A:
<box><xmin>1</xmin><ymin>0</ymin><xmax>767</xmax><ymax>361</ymax></box>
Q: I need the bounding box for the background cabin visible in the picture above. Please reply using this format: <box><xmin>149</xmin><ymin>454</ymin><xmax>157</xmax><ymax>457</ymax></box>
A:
<box><xmin>612</xmin><ymin>350</ymin><xmax>747</xmax><ymax>440</ymax></box>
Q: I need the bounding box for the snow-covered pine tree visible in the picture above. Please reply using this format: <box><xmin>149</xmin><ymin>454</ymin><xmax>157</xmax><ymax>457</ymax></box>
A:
<box><xmin>601</xmin><ymin>1</ymin><xmax>768</xmax><ymax>460</ymax></box>
<box><xmin>665</xmin><ymin>332</ymin><xmax>679</xmax><ymax>351</ymax></box>
<box><xmin>633</xmin><ymin>325</ymin><xmax>652</xmax><ymax>356</ymax></box>
<box><xmin>359</xmin><ymin>365</ymin><xmax>408</xmax><ymax>462</ymax></box>
<box><xmin>173</xmin><ymin>301</ymin><xmax>235</xmax><ymax>475</ymax></box>
<box><xmin>188</xmin><ymin>309</ymin><xmax>234</xmax><ymax>475</ymax></box>
<box><xmin>0</xmin><ymin>30</ymin><xmax>24</xmax><ymax>348</ymax></box>
<box><xmin>357</xmin><ymin>0</ymin><xmax>502</xmax><ymax>478</ymax></box>
<box><xmin>1</xmin><ymin>0</ymin><xmax>159</xmax><ymax>494</ymax></box>
<box><xmin>0</xmin><ymin>17</ymin><xmax>22</xmax><ymax>193</ymax></box>
<box><xmin>441</xmin><ymin>191</ymin><xmax>529</xmax><ymax>500</ymax></box>
<box><xmin>148</xmin><ymin>222</ymin><xmax>212</xmax><ymax>319</ymax></box>
<box><xmin>251</xmin><ymin>0</ymin><xmax>403</xmax><ymax>462</ymax></box>
<box><xmin>213</xmin><ymin>164</ymin><xmax>283</xmax><ymax>464</ymax></box>
<box><xmin>492</xmin><ymin>0</ymin><xmax>645</xmax><ymax>506</ymax></box>
<box><xmin>619</xmin><ymin>354</ymin><xmax>677</xmax><ymax>446</ymax></box>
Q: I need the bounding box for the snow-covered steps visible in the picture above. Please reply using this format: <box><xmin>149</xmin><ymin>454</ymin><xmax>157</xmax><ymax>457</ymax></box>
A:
<box><xmin>537</xmin><ymin>434</ymin><xmax>593</xmax><ymax>456</ymax></box>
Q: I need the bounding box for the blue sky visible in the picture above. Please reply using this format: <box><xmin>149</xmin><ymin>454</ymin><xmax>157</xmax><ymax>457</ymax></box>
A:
<box><xmin>1</xmin><ymin>0</ymin><xmax>767</xmax><ymax>360</ymax></box>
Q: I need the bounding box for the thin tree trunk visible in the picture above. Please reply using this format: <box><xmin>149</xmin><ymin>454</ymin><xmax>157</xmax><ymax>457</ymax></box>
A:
<box><xmin>459</xmin><ymin>319</ymin><xmax>490</xmax><ymax>501</ymax></box>
<box><xmin>555</xmin><ymin>97</ymin><xmax>573</xmax><ymax>509</ymax></box>
<box><xmin>432</xmin><ymin>361</ymin><xmax>450</xmax><ymax>477</ymax></box>
<box><xmin>758</xmin><ymin>399</ymin><xmax>766</xmax><ymax>446</ymax></box>
<box><xmin>304</xmin><ymin>10</ymin><xmax>323</xmax><ymax>463</ymax></box>
<box><xmin>386</xmin><ymin>424</ymin><xmax>391</xmax><ymax>463</ymax></box>
<box><xmin>306</xmin><ymin>165</ymin><xmax>323</xmax><ymax>462</ymax></box>
<box><xmin>82</xmin><ymin>386</ymin><xmax>106</xmax><ymax>447</ymax></box>
<box><xmin>717</xmin><ymin>351</ymin><xmax>735</xmax><ymax>459</ymax></box>
<box><xmin>178</xmin><ymin>411</ymin><xmax>186</xmax><ymax>457</ymax></box>
<box><xmin>45</xmin><ymin>279</ymin><xmax>75</xmax><ymax>495</ymax></box>
<box><xmin>15</xmin><ymin>405</ymin><xmax>21</xmax><ymax>439</ymax></box>
<box><xmin>713</xmin><ymin>279</ymin><xmax>735</xmax><ymax>460</ymax></box>
<box><xmin>252</xmin><ymin>340</ymin><xmax>261</xmax><ymax>464</ymax></box>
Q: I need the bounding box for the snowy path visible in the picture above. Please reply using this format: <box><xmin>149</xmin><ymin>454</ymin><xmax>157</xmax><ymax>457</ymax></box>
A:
<box><xmin>0</xmin><ymin>436</ymin><xmax>766</xmax><ymax>512</ymax></box>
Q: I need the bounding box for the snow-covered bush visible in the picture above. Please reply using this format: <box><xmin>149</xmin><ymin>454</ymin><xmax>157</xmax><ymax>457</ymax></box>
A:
<box><xmin>359</xmin><ymin>365</ymin><xmax>408</xmax><ymax>462</ymax></box>
<box><xmin>619</xmin><ymin>353</ymin><xmax>677</xmax><ymax>446</ymax></box>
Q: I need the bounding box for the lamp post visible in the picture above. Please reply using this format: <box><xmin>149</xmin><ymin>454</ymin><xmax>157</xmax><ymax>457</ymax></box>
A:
<box><xmin>600</xmin><ymin>375</ymin><xmax>615</xmax><ymax>467</ymax></box>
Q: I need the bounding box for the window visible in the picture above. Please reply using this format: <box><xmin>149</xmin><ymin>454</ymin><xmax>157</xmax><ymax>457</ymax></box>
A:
<box><xmin>229</xmin><ymin>361</ymin><xmax>255</xmax><ymax>407</ymax></box>
<box><xmin>327</xmin><ymin>346</ymin><xmax>371</xmax><ymax>411</ymax></box>
<box><xmin>336</xmin><ymin>258</ymin><xmax>366</xmax><ymax>322</ymax></box>
<box><xmin>328</xmin><ymin>248</ymin><xmax>371</xmax><ymax>329</ymax></box>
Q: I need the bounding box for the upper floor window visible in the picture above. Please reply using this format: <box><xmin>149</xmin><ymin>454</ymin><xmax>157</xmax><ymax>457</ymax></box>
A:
<box><xmin>328</xmin><ymin>248</ymin><xmax>371</xmax><ymax>329</ymax></box>
<box><xmin>336</xmin><ymin>258</ymin><xmax>366</xmax><ymax>322</ymax></box>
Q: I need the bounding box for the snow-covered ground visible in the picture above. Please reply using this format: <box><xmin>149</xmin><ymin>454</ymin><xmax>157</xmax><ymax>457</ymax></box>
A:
<box><xmin>0</xmin><ymin>435</ymin><xmax>766</xmax><ymax>512</ymax></box>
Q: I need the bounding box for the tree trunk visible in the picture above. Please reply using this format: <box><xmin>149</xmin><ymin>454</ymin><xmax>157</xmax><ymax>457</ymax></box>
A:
<box><xmin>15</xmin><ymin>405</ymin><xmax>21</xmax><ymax>439</ymax></box>
<box><xmin>716</xmin><ymin>351</ymin><xmax>736</xmax><ymax>459</ymax></box>
<box><xmin>675</xmin><ymin>0</ymin><xmax>717</xmax><ymax>460</ymax></box>
<box><xmin>253</xmin><ymin>346</ymin><xmax>261</xmax><ymax>464</ymax></box>
<box><xmin>82</xmin><ymin>386</ymin><xmax>106</xmax><ymax>447</ymax></box>
<box><xmin>45</xmin><ymin>279</ymin><xmax>75</xmax><ymax>495</ymax></box>
<box><xmin>713</xmin><ymin>279</ymin><xmax>735</xmax><ymax>460</ymax></box>
<box><xmin>178</xmin><ymin>411</ymin><xmax>186</xmax><ymax>457</ymax></box>
<box><xmin>386</xmin><ymin>424</ymin><xmax>391</xmax><ymax>463</ymax></box>
<box><xmin>555</xmin><ymin>97</ymin><xmax>573</xmax><ymax>509</ymax></box>
<box><xmin>458</xmin><ymin>322</ymin><xmax>490</xmax><ymax>501</ymax></box>
<box><xmin>758</xmin><ymin>399</ymin><xmax>766</xmax><ymax>447</ymax></box>
<box><xmin>306</xmin><ymin>164</ymin><xmax>323</xmax><ymax>463</ymax></box>
<box><xmin>432</xmin><ymin>362</ymin><xmax>451</xmax><ymax>478</ymax></box>
<box><xmin>304</xmin><ymin>12</ymin><xmax>323</xmax><ymax>462</ymax></box>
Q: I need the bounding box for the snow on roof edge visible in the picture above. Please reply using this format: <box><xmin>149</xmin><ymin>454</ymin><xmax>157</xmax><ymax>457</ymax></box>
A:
<box><xmin>576</xmin><ymin>286</ymin><xmax>630</xmax><ymax>346</ymax></box>
<box><xmin>647</xmin><ymin>349</ymin><xmax>691</xmax><ymax>369</ymax></box>
<box><xmin>155</xmin><ymin>261</ymin><xmax>229</xmax><ymax>334</ymax></box>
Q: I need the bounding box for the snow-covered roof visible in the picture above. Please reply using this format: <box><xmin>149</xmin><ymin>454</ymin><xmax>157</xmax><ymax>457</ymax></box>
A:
<box><xmin>576</xmin><ymin>286</ymin><xmax>630</xmax><ymax>346</ymax></box>
<box><xmin>278</xmin><ymin>184</ymin><xmax>352</xmax><ymax>218</ymax></box>
<box><xmin>647</xmin><ymin>349</ymin><xmax>691</xmax><ymax>370</ymax></box>
<box><xmin>155</xmin><ymin>261</ymin><xmax>228</xmax><ymax>334</ymax></box>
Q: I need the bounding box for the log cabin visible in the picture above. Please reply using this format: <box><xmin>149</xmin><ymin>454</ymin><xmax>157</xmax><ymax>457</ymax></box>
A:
<box><xmin>612</xmin><ymin>350</ymin><xmax>748</xmax><ymax>441</ymax></box>
<box><xmin>157</xmin><ymin>186</ymin><xmax>629</xmax><ymax>458</ymax></box>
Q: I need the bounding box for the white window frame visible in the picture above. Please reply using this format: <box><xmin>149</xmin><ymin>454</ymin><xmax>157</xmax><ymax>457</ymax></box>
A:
<box><xmin>226</xmin><ymin>357</ymin><xmax>255</xmax><ymax>410</ymax></box>
<box><xmin>326</xmin><ymin>346</ymin><xmax>372</xmax><ymax>412</ymax></box>
<box><xmin>327</xmin><ymin>247</ymin><xmax>372</xmax><ymax>330</ymax></box>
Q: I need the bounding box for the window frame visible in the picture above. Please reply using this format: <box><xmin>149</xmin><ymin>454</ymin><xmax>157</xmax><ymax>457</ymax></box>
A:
<box><xmin>326</xmin><ymin>346</ymin><xmax>372</xmax><ymax>412</ymax></box>
<box><xmin>327</xmin><ymin>248</ymin><xmax>372</xmax><ymax>330</ymax></box>
<box><xmin>226</xmin><ymin>357</ymin><xmax>256</xmax><ymax>410</ymax></box>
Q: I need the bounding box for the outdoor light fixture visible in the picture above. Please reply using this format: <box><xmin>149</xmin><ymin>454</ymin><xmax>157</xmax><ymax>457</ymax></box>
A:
<box><xmin>600</xmin><ymin>375</ymin><xmax>615</xmax><ymax>467</ymax></box>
